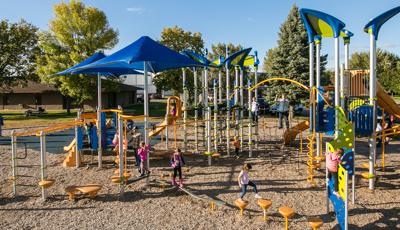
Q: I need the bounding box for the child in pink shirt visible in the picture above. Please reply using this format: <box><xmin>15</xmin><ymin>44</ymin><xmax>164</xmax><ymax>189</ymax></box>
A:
<box><xmin>238</xmin><ymin>163</ymin><xmax>262</xmax><ymax>201</ymax></box>
<box><xmin>326</xmin><ymin>148</ymin><xmax>344</xmax><ymax>197</ymax></box>
<box><xmin>137</xmin><ymin>141</ymin><xmax>150</xmax><ymax>176</ymax></box>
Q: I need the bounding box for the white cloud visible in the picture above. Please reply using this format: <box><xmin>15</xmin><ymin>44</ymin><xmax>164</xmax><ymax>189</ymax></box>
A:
<box><xmin>126</xmin><ymin>7</ymin><xmax>145</xmax><ymax>14</ymax></box>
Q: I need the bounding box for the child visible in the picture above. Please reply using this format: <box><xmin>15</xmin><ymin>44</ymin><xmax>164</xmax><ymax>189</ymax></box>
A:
<box><xmin>326</xmin><ymin>148</ymin><xmax>344</xmax><ymax>197</ymax></box>
<box><xmin>137</xmin><ymin>141</ymin><xmax>150</xmax><ymax>176</ymax></box>
<box><xmin>171</xmin><ymin>104</ymin><xmax>177</xmax><ymax>117</ymax></box>
<box><xmin>171</xmin><ymin>148</ymin><xmax>185</xmax><ymax>187</ymax></box>
<box><xmin>238</xmin><ymin>163</ymin><xmax>262</xmax><ymax>201</ymax></box>
<box><xmin>232</xmin><ymin>136</ymin><xmax>240</xmax><ymax>159</ymax></box>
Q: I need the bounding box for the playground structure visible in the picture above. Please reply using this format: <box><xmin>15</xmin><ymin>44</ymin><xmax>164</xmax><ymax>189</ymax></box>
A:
<box><xmin>3</xmin><ymin>6</ymin><xmax>400</xmax><ymax>229</ymax></box>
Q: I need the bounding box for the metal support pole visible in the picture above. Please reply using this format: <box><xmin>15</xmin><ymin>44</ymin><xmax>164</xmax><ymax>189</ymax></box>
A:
<box><xmin>340</xmin><ymin>63</ymin><xmax>345</xmax><ymax>109</ymax></box>
<box><xmin>344</xmin><ymin>171</ymin><xmax>349</xmax><ymax>230</ymax></box>
<box><xmin>369</xmin><ymin>34</ymin><xmax>377</xmax><ymax>190</ymax></box>
<box><xmin>325</xmin><ymin>142</ymin><xmax>330</xmax><ymax>214</ymax></box>
<box><xmin>248</xmin><ymin>81</ymin><xmax>252</xmax><ymax>157</ymax></box>
<box><xmin>316</xmin><ymin>40</ymin><xmax>321</xmax><ymax>159</ymax></box>
<box><xmin>11</xmin><ymin>130</ymin><xmax>17</xmax><ymax>196</ymax></box>
<box><xmin>218</xmin><ymin>69</ymin><xmax>223</xmax><ymax>104</ymax></box>
<box><xmin>118</xmin><ymin>116</ymin><xmax>124</xmax><ymax>195</ymax></box>
<box><xmin>334</xmin><ymin>37</ymin><xmax>340</xmax><ymax>136</ymax></box>
<box><xmin>344</xmin><ymin>43</ymin><xmax>350</xmax><ymax>70</ymax></box>
<box><xmin>75</xmin><ymin>117</ymin><xmax>80</xmax><ymax>168</ymax></box>
<box><xmin>207</xmin><ymin>107</ymin><xmax>212</xmax><ymax>166</ymax></box>
<box><xmin>309</xmin><ymin>42</ymin><xmax>315</xmax><ymax>132</ymax></box>
<box><xmin>97</xmin><ymin>73</ymin><xmax>102</xmax><ymax>168</ymax></box>
<box><xmin>182</xmin><ymin>68</ymin><xmax>187</xmax><ymax>153</ymax></box>
<box><xmin>213</xmin><ymin>79</ymin><xmax>218</xmax><ymax>152</ymax></box>
<box><xmin>143</xmin><ymin>62</ymin><xmax>150</xmax><ymax>178</ymax></box>
<box><xmin>194</xmin><ymin>68</ymin><xmax>199</xmax><ymax>153</ymax></box>
<box><xmin>239</xmin><ymin>67</ymin><xmax>244</xmax><ymax>149</ymax></box>
<box><xmin>226</xmin><ymin>62</ymin><xmax>231</xmax><ymax>156</ymax></box>
<box><xmin>39</xmin><ymin>132</ymin><xmax>47</xmax><ymax>200</ymax></box>
<box><xmin>254</xmin><ymin>67</ymin><xmax>259</xmax><ymax>149</ymax></box>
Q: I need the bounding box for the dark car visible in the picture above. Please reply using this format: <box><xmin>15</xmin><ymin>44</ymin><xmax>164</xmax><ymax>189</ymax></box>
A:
<box><xmin>257</xmin><ymin>98</ymin><xmax>269</xmax><ymax>115</ymax></box>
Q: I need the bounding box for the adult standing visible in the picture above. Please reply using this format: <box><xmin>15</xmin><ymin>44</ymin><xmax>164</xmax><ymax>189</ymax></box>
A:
<box><xmin>250</xmin><ymin>97</ymin><xmax>259</xmax><ymax>123</ymax></box>
<box><xmin>275</xmin><ymin>93</ymin><xmax>290</xmax><ymax>129</ymax></box>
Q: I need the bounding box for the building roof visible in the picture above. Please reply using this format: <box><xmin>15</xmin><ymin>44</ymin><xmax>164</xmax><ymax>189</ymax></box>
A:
<box><xmin>5</xmin><ymin>81</ymin><xmax>142</xmax><ymax>94</ymax></box>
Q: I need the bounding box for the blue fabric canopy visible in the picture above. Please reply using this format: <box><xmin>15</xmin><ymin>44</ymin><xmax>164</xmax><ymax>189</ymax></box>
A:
<box><xmin>54</xmin><ymin>51</ymin><xmax>140</xmax><ymax>76</ymax></box>
<box><xmin>54</xmin><ymin>52</ymin><xmax>106</xmax><ymax>76</ymax></box>
<box><xmin>73</xmin><ymin>36</ymin><xmax>203</xmax><ymax>74</ymax></box>
<box><xmin>181</xmin><ymin>50</ymin><xmax>211</xmax><ymax>66</ymax></box>
<box><xmin>224</xmin><ymin>48</ymin><xmax>252</xmax><ymax>67</ymax></box>
<box><xmin>364</xmin><ymin>6</ymin><xmax>400</xmax><ymax>40</ymax></box>
<box><xmin>299</xmin><ymin>8</ymin><xmax>346</xmax><ymax>43</ymax></box>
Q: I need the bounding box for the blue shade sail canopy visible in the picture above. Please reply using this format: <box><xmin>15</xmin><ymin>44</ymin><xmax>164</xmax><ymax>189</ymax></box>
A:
<box><xmin>54</xmin><ymin>52</ymin><xmax>106</xmax><ymax>76</ymax></box>
<box><xmin>364</xmin><ymin>6</ymin><xmax>400</xmax><ymax>40</ymax></box>
<box><xmin>340</xmin><ymin>29</ymin><xmax>354</xmax><ymax>44</ymax></box>
<box><xmin>73</xmin><ymin>36</ymin><xmax>203</xmax><ymax>74</ymax></box>
<box><xmin>210</xmin><ymin>56</ymin><xmax>225</xmax><ymax>68</ymax></box>
<box><xmin>181</xmin><ymin>50</ymin><xmax>211</xmax><ymax>66</ymax></box>
<box><xmin>224</xmin><ymin>48</ymin><xmax>252</xmax><ymax>67</ymax></box>
<box><xmin>299</xmin><ymin>8</ymin><xmax>346</xmax><ymax>43</ymax></box>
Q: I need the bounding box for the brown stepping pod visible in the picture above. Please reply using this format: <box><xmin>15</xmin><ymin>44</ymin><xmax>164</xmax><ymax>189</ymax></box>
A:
<box><xmin>308</xmin><ymin>217</ymin><xmax>323</xmax><ymax>230</ymax></box>
<box><xmin>279</xmin><ymin>206</ymin><xmax>295</xmax><ymax>230</ymax></box>
<box><xmin>257</xmin><ymin>199</ymin><xmax>272</xmax><ymax>220</ymax></box>
<box><xmin>38</xmin><ymin>179</ymin><xmax>55</xmax><ymax>188</ymax></box>
<box><xmin>65</xmin><ymin>184</ymin><xmax>102</xmax><ymax>201</ymax></box>
<box><xmin>235</xmin><ymin>199</ymin><xmax>249</xmax><ymax>215</ymax></box>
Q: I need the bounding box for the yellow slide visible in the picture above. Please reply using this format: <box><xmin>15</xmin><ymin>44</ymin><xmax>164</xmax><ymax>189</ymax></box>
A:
<box><xmin>377</xmin><ymin>82</ymin><xmax>400</xmax><ymax>118</ymax></box>
<box><xmin>283</xmin><ymin>120</ymin><xmax>310</xmax><ymax>145</ymax></box>
<box><xmin>149</xmin><ymin>96</ymin><xmax>182</xmax><ymax>138</ymax></box>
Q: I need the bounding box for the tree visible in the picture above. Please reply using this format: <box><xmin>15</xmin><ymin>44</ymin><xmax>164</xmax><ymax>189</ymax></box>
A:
<box><xmin>262</xmin><ymin>4</ymin><xmax>328</xmax><ymax>104</ymax></box>
<box><xmin>208</xmin><ymin>43</ymin><xmax>243</xmax><ymax>62</ymax></box>
<box><xmin>36</xmin><ymin>0</ymin><xmax>118</xmax><ymax>107</ymax></box>
<box><xmin>155</xmin><ymin>26</ymin><xmax>204</xmax><ymax>96</ymax></box>
<box><xmin>0</xmin><ymin>20</ymin><xmax>39</xmax><ymax>91</ymax></box>
<box><xmin>350</xmin><ymin>49</ymin><xmax>400</xmax><ymax>95</ymax></box>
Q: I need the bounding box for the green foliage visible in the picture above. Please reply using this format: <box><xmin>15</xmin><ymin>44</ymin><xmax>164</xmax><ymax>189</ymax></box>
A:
<box><xmin>262</xmin><ymin>5</ymin><xmax>327</xmax><ymax>104</ymax></box>
<box><xmin>0</xmin><ymin>20</ymin><xmax>39</xmax><ymax>91</ymax></box>
<box><xmin>208</xmin><ymin>43</ymin><xmax>243</xmax><ymax>62</ymax></box>
<box><xmin>156</xmin><ymin>26</ymin><xmax>204</xmax><ymax>96</ymax></box>
<box><xmin>36</xmin><ymin>0</ymin><xmax>118</xmax><ymax>105</ymax></box>
<box><xmin>207</xmin><ymin>43</ymin><xmax>245</xmax><ymax>88</ymax></box>
<box><xmin>350</xmin><ymin>49</ymin><xmax>400</xmax><ymax>94</ymax></box>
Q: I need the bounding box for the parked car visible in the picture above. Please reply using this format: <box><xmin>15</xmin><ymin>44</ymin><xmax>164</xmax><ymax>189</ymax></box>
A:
<box><xmin>269</xmin><ymin>103</ymin><xmax>278</xmax><ymax>115</ymax></box>
<box><xmin>257</xmin><ymin>98</ymin><xmax>269</xmax><ymax>115</ymax></box>
<box><xmin>294</xmin><ymin>104</ymin><xmax>305</xmax><ymax>115</ymax></box>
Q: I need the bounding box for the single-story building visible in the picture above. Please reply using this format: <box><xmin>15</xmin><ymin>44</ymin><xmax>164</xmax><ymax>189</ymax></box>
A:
<box><xmin>0</xmin><ymin>81</ymin><xmax>141</xmax><ymax>110</ymax></box>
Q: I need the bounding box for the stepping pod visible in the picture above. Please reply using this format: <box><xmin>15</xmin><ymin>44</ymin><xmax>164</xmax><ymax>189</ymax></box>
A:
<box><xmin>235</xmin><ymin>199</ymin><xmax>249</xmax><ymax>216</ymax></box>
<box><xmin>308</xmin><ymin>217</ymin><xmax>323</xmax><ymax>230</ymax></box>
<box><xmin>279</xmin><ymin>206</ymin><xmax>295</xmax><ymax>230</ymax></box>
<box><xmin>257</xmin><ymin>199</ymin><xmax>272</xmax><ymax>221</ymax></box>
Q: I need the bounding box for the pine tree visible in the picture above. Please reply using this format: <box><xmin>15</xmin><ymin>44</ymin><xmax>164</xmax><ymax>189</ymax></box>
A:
<box><xmin>263</xmin><ymin>4</ymin><xmax>328</xmax><ymax>104</ymax></box>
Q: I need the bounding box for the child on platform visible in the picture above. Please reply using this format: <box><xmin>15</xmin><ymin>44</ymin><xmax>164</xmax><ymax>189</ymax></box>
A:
<box><xmin>238</xmin><ymin>163</ymin><xmax>262</xmax><ymax>201</ymax></box>
<box><xmin>137</xmin><ymin>141</ymin><xmax>150</xmax><ymax>176</ymax></box>
<box><xmin>232</xmin><ymin>136</ymin><xmax>240</xmax><ymax>159</ymax></box>
<box><xmin>171</xmin><ymin>148</ymin><xmax>185</xmax><ymax>187</ymax></box>
<box><xmin>326</xmin><ymin>148</ymin><xmax>344</xmax><ymax>197</ymax></box>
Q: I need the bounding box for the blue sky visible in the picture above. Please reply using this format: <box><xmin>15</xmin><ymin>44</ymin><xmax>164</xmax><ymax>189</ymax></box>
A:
<box><xmin>1</xmin><ymin>0</ymin><xmax>400</xmax><ymax>69</ymax></box>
